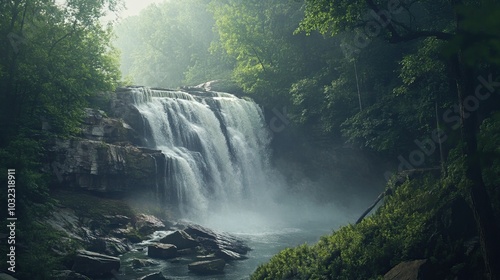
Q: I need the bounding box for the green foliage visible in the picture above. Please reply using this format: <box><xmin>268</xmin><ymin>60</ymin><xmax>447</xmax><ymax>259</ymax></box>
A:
<box><xmin>0</xmin><ymin>1</ymin><xmax>121</xmax><ymax>277</ymax></box>
<box><xmin>210</xmin><ymin>0</ymin><xmax>309</xmax><ymax>100</ymax></box>
<box><xmin>14</xmin><ymin>222</ymin><xmax>81</xmax><ymax>280</ymax></box>
<box><xmin>252</xmin><ymin>175</ymin><xmax>476</xmax><ymax>280</ymax></box>
<box><xmin>114</xmin><ymin>0</ymin><xmax>226</xmax><ymax>88</ymax></box>
<box><xmin>0</xmin><ymin>0</ymin><xmax>121</xmax><ymax>140</ymax></box>
<box><xmin>396</xmin><ymin>38</ymin><xmax>447</xmax><ymax>94</ymax></box>
<box><xmin>341</xmin><ymin>100</ymin><xmax>405</xmax><ymax>153</ymax></box>
<box><xmin>297</xmin><ymin>0</ymin><xmax>367</xmax><ymax>36</ymax></box>
<box><xmin>0</xmin><ymin>133</ymin><xmax>52</xmax><ymax>214</ymax></box>
<box><xmin>478</xmin><ymin>112</ymin><xmax>500</xmax><ymax>217</ymax></box>
<box><xmin>445</xmin><ymin>2</ymin><xmax>500</xmax><ymax>66</ymax></box>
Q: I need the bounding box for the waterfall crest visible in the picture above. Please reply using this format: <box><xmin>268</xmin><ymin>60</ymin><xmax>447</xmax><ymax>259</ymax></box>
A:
<box><xmin>131</xmin><ymin>87</ymin><xmax>274</xmax><ymax>219</ymax></box>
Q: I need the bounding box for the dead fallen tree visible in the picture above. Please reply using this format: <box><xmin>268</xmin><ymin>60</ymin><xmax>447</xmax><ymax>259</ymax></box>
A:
<box><xmin>355</xmin><ymin>167</ymin><xmax>441</xmax><ymax>225</ymax></box>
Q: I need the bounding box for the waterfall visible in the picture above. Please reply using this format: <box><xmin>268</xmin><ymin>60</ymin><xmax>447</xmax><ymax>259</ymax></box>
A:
<box><xmin>130</xmin><ymin>87</ymin><xmax>273</xmax><ymax>218</ymax></box>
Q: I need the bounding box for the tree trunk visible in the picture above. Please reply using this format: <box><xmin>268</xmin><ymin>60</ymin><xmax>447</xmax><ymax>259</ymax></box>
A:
<box><xmin>454</xmin><ymin>53</ymin><xmax>500</xmax><ymax>280</ymax></box>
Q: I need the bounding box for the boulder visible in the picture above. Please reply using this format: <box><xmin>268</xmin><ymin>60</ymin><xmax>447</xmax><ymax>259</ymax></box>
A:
<box><xmin>139</xmin><ymin>272</ymin><xmax>168</xmax><ymax>280</ymax></box>
<box><xmin>135</xmin><ymin>214</ymin><xmax>167</xmax><ymax>235</ymax></box>
<box><xmin>185</xmin><ymin>224</ymin><xmax>250</xmax><ymax>255</ymax></box>
<box><xmin>148</xmin><ymin>243</ymin><xmax>177</xmax><ymax>259</ymax></box>
<box><xmin>51</xmin><ymin>270</ymin><xmax>91</xmax><ymax>280</ymax></box>
<box><xmin>384</xmin><ymin>259</ymin><xmax>428</xmax><ymax>280</ymax></box>
<box><xmin>89</xmin><ymin>237</ymin><xmax>131</xmax><ymax>256</ymax></box>
<box><xmin>215</xmin><ymin>248</ymin><xmax>247</xmax><ymax>261</ymax></box>
<box><xmin>72</xmin><ymin>250</ymin><xmax>120</xmax><ymax>277</ymax></box>
<box><xmin>104</xmin><ymin>214</ymin><xmax>131</xmax><ymax>227</ymax></box>
<box><xmin>188</xmin><ymin>259</ymin><xmax>226</xmax><ymax>274</ymax></box>
<box><xmin>160</xmin><ymin>230</ymin><xmax>199</xmax><ymax>249</ymax></box>
<box><xmin>131</xmin><ymin>258</ymin><xmax>160</xmax><ymax>269</ymax></box>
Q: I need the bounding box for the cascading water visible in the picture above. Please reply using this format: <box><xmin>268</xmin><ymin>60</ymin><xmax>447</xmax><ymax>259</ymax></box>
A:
<box><xmin>130</xmin><ymin>87</ymin><xmax>274</xmax><ymax>219</ymax></box>
<box><xmin>118</xmin><ymin>86</ymin><xmax>366</xmax><ymax>280</ymax></box>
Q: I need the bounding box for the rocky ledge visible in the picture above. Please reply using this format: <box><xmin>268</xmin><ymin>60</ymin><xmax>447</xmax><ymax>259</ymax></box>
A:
<box><xmin>42</xmin><ymin>191</ymin><xmax>250</xmax><ymax>279</ymax></box>
<box><xmin>141</xmin><ymin>224</ymin><xmax>250</xmax><ymax>275</ymax></box>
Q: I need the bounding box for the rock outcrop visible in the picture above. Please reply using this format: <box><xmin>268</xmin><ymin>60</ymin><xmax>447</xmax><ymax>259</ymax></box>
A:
<box><xmin>185</xmin><ymin>224</ymin><xmax>250</xmax><ymax>259</ymax></box>
<box><xmin>135</xmin><ymin>214</ymin><xmax>167</xmax><ymax>235</ymax></box>
<box><xmin>47</xmin><ymin>138</ymin><xmax>165</xmax><ymax>193</ymax></box>
<box><xmin>147</xmin><ymin>244</ymin><xmax>178</xmax><ymax>259</ymax></box>
<box><xmin>160</xmin><ymin>230</ymin><xmax>199</xmax><ymax>249</ymax></box>
<box><xmin>45</xmin><ymin>93</ymin><xmax>169</xmax><ymax>194</ymax></box>
<box><xmin>80</xmin><ymin>108</ymin><xmax>141</xmax><ymax>145</ymax></box>
<box><xmin>71</xmin><ymin>250</ymin><xmax>120</xmax><ymax>277</ymax></box>
<box><xmin>89</xmin><ymin>237</ymin><xmax>131</xmax><ymax>256</ymax></box>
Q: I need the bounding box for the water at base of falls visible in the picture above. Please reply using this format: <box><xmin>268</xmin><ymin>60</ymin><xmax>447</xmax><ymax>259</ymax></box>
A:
<box><xmin>118</xmin><ymin>226</ymin><xmax>335</xmax><ymax>280</ymax></box>
<box><xmin>120</xmin><ymin>87</ymin><xmax>362</xmax><ymax>279</ymax></box>
<box><xmin>131</xmin><ymin>87</ymin><xmax>276</xmax><ymax>220</ymax></box>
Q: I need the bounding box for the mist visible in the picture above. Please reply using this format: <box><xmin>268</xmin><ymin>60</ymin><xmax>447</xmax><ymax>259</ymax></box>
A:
<box><xmin>112</xmin><ymin>0</ymin><xmax>386</xmax><ymax>235</ymax></box>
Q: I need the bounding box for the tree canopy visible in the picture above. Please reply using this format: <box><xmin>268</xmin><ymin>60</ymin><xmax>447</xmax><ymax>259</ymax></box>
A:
<box><xmin>0</xmin><ymin>1</ymin><xmax>121</xmax><ymax>275</ymax></box>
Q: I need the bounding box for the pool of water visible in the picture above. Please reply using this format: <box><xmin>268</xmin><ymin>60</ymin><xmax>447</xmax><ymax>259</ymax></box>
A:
<box><xmin>117</xmin><ymin>224</ymin><xmax>337</xmax><ymax>280</ymax></box>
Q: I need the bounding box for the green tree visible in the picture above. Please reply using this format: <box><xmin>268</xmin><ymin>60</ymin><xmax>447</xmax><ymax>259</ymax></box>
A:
<box><xmin>0</xmin><ymin>0</ymin><xmax>120</xmax><ymax>140</ymax></box>
<box><xmin>114</xmin><ymin>0</ymin><xmax>224</xmax><ymax>88</ymax></box>
<box><xmin>0</xmin><ymin>0</ymin><xmax>121</xmax><ymax>275</ymax></box>
<box><xmin>210</xmin><ymin>0</ymin><xmax>325</xmax><ymax>105</ymax></box>
<box><xmin>298</xmin><ymin>0</ymin><xmax>500</xmax><ymax>278</ymax></box>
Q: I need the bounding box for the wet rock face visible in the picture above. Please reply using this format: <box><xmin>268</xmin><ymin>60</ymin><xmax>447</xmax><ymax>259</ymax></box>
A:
<box><xmin>89</xmin><ymin>237</ymin><xmax>132</xmax><ymax>256</ymax></box>
<box><xmin>109</xmin><ymin>88</ymin><xmax>153</xmax><ymax>147</ymax></box>
<box><xmin>147</xmin><ymin>244</ymin><xmax>178</xmax><ymax>259</ymax></box>
<box><xmin>47</xmin><ymin>138</ymin><xmax>164</xmax><ymax>193</ymax></box>
<box><xmin>45</xmin><ymin>90</ymin><xmax>168</xmax><ymax>194</ymax></box>
<box><xmin>135</xmin><ymin>214</ymin><xmax>168</xmax><ymax>235</ymax></box>
<box><xmin>185</xmin><ymin>224</ymin><xmax>251</xmax><ymax>256</ymax></box>
<box><xmin>81</xmin><ymin>108</ymin><xmax>141</xmax><ymax>146</ymax></box>
<box><xmin>160</xmin><ymin>230</ymin><xmax>199</xmax><ymax>249</ymax></box>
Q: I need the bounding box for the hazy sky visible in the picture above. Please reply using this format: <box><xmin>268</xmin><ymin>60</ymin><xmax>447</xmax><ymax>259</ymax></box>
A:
<box><xmin>118</xmin><ymin>0</ymin><xmax>166</xmax><ymax>18</ymax></box>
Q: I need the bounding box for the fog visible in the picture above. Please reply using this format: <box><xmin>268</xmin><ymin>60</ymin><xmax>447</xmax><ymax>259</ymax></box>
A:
<box><xmin>113</xmin><ymin>0</ymin><xmax>387</xmax><ymax>234</ymax></box>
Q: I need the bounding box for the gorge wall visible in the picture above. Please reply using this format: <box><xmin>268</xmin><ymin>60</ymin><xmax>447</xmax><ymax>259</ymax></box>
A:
<box><xmin>47</xmin><ymin>85</ymin><xmax>275</xmax><ymax>219</ymax></box>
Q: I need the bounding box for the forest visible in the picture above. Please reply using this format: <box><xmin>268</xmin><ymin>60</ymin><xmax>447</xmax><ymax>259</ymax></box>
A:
<box><xmin>1</xmin><ymin>0</ymin><xmax>500</xmax><ymax>279</ymax></box>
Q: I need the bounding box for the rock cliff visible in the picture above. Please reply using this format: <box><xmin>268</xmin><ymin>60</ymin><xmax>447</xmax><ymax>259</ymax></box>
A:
<box><xmin>45</xmin><ymin>89</ymin><xmax>166</xmax><ymax>194</ymax></box>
